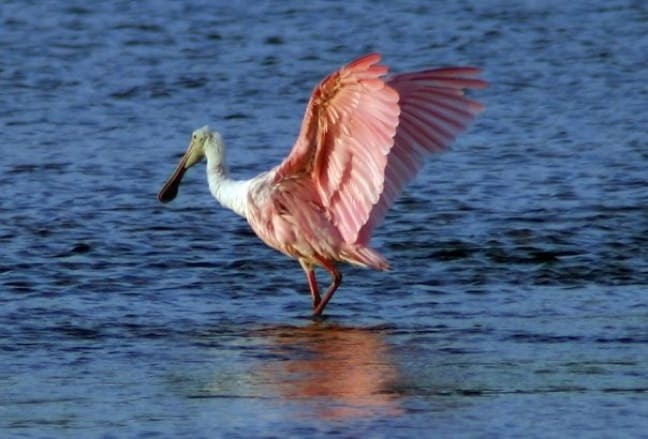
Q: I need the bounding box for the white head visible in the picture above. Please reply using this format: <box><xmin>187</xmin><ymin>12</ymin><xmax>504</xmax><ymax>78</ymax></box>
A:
<box><xmin>158</xmin><ymin>126</ymin><xmax>225</xmax><ymax>203</ymax></box>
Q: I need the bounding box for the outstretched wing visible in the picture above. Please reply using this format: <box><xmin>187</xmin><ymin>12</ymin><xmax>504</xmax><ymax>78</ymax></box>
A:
<box><xmin>356</xmin><ymin>66</ymin><xmax>487</xmax><ymax>243</ymax></box>
<box><xmin>273</xmin><ymin>53</ymin><xmax>486</xmax><ymax>245</ymax></box>
<box><xmin>273</xmin><ymin>53</ymin><xmax>399</xmax><ymax>244</ymax></box>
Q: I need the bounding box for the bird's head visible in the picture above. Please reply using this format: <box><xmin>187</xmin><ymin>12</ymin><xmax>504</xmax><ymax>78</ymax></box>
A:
<box><xmin>157</xmin><ymin>126</ymin><xmax>223</xmax><ymax>203</ymax></box>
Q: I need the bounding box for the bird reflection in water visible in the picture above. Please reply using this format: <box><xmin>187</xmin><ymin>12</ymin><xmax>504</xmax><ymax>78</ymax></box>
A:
<box><xmin>253</xmin><ymin>323</ymin><xmax>403</xmax><ymax>420</ymax></box>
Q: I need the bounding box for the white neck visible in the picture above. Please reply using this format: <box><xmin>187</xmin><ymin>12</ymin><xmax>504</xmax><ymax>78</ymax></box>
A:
<box><xmin>205</xmin><ymin>142</ymin><xmax>251</xmax><ymax>219</ymax></box>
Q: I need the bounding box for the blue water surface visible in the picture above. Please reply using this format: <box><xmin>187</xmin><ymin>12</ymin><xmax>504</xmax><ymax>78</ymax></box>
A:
<box><xmin>1</xmin><ymin>0</ymin><xmax>647</xmax><ymax>438</ymax></box>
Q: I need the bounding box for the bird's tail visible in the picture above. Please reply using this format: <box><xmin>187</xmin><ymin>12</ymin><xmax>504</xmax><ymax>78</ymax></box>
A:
<box><xmin>342</xmin><ymin>245</ymin><xmax>390</xmax><ymax>271</ymax></box>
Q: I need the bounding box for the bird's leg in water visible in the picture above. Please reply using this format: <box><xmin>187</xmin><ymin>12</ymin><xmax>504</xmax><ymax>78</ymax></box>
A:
<box><xmin>312</xmin><ymin>257</ymin><xmax>342</xmax><ymax>317</ymax></box>
<box><xmin>306</xmin><ymin>269</ymin><xmax>321</xmax><ymax>308</ymax></box>
<box><xmin>300</xmin><ymin>260</ymin><xmax>321</xmax><ymax>308</ymax></box>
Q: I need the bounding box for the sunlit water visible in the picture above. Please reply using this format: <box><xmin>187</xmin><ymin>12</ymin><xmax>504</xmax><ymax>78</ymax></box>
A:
<box><xmin>2</xmin><ymin>1</ymin><xmax>647</xmax><ymax>437</ymax></box>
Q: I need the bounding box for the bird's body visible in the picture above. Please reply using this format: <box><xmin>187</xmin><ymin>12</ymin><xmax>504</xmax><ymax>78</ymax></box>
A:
<box><xmin>158</xmin><ymin>53</ymin><xmax>486</xmax><ymax>316</ymax></box>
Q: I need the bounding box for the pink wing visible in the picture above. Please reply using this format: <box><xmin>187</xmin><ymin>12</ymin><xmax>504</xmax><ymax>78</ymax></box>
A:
<box><xmin>356</xmin><ymin>65</ymin><xmax>487</xmax><ymax>243</ymax></box>
<box><xmin>274</xmin><ymin>53</ymin><xmax>486</xmax><ymax>246</ymax></box>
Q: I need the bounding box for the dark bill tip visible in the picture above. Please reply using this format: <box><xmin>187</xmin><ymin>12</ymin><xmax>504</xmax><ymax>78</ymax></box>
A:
<box><xmin>157</xmin><ymin>181</ymin><xmax>179</xmax><ymax>203</ymax></box>
<box><xmin>157</xmin><ymin>160</ymin><xmax>187</xmax><ymax>203</ymax></box>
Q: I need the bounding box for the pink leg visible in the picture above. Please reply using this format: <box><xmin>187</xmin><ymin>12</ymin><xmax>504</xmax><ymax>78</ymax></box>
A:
<box><xmin>312</xmin><ymin>257</ymin><xmax>342</xmax><ymax>317</ymax></box>
<box><xmin>306</xmin><ymin>269</ymin><xmax>322</xmax><ymax>308</ymax></box>
<box><xmin>300</xmin><ymin>260</ymin><xmax>321</xmax><ymax>309</ymax></box>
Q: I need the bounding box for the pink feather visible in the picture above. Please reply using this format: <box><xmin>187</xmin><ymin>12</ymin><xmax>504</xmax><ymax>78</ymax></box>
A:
<box><xmin>273</xmin><ymin>53</ymin><xmax>486</xmax><ymax>253</ymax></box>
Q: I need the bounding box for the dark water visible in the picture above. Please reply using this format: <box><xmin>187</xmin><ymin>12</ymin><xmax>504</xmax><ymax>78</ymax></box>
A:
<box><xmin>2</xmin><ymin>0</ymin><xmax>647</xmax><ymax>437</ymax></box>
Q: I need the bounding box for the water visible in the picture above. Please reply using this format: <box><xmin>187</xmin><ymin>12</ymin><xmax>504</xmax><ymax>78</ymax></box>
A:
<box><xmin>2</xmin><ymin>0</ymin><xmax>647</xmax><ymax>437</ymax></box>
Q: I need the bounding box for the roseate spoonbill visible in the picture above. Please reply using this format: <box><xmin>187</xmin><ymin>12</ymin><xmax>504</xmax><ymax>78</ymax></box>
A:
<box><xmin>158</xmin><ymin>53</ymin><xmax>486</xmax><ymax>316</ymax></box>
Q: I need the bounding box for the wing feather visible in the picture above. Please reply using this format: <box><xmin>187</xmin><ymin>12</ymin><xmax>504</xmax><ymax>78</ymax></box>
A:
<box><xmin>273</xmin><ymin>53</ymin><xmax>399</xmax><ymax>243</ymax></box>
<box><xmin>273</xmin><ymin>54</ymin><xmax>486</xmax><ymax>246</ymax></box>
<box><xmin>356</xmin><ymin>66</ymin><xmax>487</xmax><ymax>243</ymax></box>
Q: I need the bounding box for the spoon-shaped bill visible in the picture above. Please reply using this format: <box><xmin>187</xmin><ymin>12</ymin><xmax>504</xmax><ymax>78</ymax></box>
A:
<box><xmin>158</xmin><ymin>155</ymin><xmax>188</xmax><ymax>203</ymax></box>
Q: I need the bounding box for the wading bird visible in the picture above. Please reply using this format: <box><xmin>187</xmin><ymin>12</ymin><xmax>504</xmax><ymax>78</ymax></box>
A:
<box><xmin>158</xmin><ymin>53</ymin><xmax>486</xmax><ymax>316</ymax></box>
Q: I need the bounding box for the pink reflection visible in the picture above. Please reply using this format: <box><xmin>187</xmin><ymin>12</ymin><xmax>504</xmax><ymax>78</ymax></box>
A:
<box><xmin>255</xmin><ymin>323</ymin><xmax>402</xmax><ymax>420</ymax></box>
